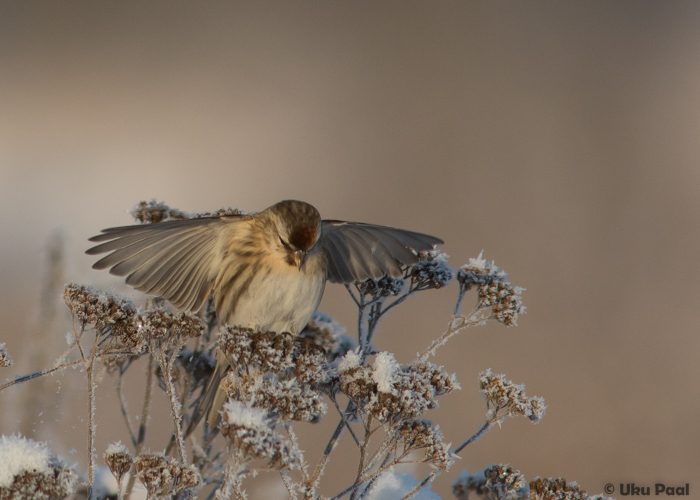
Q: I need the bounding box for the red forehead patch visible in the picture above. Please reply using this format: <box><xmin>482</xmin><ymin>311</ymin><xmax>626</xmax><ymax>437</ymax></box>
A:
<box><xmin>289</xmin><ymin>224</ymin><xmax>317</xmax><ymax>250</ymax></box>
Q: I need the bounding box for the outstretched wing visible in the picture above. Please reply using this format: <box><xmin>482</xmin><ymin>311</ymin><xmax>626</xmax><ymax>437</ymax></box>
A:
<box><xmin>86</xmin><ymin>216</ymin><xmax>246</xmax><ymax>312</ymax></box>
<box><xmin>321</xmin><ymin>220</ymin><xmax>443</xmax><ymax>284</ymax></box>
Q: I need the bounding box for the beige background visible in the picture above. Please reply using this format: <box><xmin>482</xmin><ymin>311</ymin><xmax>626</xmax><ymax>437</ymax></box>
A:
<box><xmin>2</xmin><ymin>1</ymin><xmax>699</xmax><ymax>498</ymax></box>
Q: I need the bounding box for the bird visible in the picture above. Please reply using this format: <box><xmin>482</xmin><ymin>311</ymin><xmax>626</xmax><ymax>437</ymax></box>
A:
<box><xmin>86</xmin><ymin>199</ymin><xmax>443</xmax><ymax>431</ymax></box>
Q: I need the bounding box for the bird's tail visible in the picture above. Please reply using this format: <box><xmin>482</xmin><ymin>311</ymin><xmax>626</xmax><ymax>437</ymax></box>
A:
<box><xmin>184</xmin><ymin>350</ymin><xmax>230</xmax><ymax>438</ymax></box>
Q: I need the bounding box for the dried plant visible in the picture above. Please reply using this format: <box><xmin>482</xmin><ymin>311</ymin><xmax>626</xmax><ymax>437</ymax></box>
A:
<box><xmin>0</xmin><ymin>201</ymin><xmax>612</xmax><ymax>500</ymax></box>
<box><xmin>0</xmin><ymin>343</ymin><xmax>13</xmax><ymax>368</ymax></box>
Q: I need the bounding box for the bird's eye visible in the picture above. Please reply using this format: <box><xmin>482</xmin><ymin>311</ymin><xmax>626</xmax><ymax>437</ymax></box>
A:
<box><xmin>279</xmin><ymin>236</ymin><xmax>290</xmax><ymax>249</ymax></box>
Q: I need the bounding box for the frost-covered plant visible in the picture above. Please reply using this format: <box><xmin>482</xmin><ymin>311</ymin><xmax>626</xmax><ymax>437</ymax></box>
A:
<box><xmin>0</xmin><ymin>435</ymin><xmax>77</xmax><ymax>500</ymax></box>
<box><xmin>0</xmin><ymin>201</ymin><xmax>610</xmax><ymax>500</ymax></box>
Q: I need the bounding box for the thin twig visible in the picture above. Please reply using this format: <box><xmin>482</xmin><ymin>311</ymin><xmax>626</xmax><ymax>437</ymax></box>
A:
<box><xmin>307</xmin><ymin>415</ymin><xmax>346</xmax><ymax>495</ymax></box>
<box><xmin>53</xmin><ymin>319</ymin><xmax>86</xmax><ymax>368</ymax></box>
<box><xmin>124</xmin><ymin>354</ymin><xmax>154</xmax><ymax>500</ymax></box>
<box><xmin>116</xmin><ymin>371</ymin><xmax>137</xmax><ymax>446</ymax></box>
<box><xmin>344</xmin><ymin>284</ymin><xmax>361</xmax><ymax>308</ymax></box>
<box><xmin>86</xmin><ymin>333</ymin><xmax>100</xmax><ymax>500</ymax></box>
<box><xmin>155</xmin><ymin>339</ymin><xmax>188</xmax><ymax>464</ymax></box>
<box><xmin>330</xmin><ymin>395</ymin><xmax>360</xmax><ymax>446</ymax></box>
<box><xmin>400</xmin><ymin>470</ymin><xmax>439</xmax><ymax>500</ymax></box>
<box><xmin>285</xmin><ymin>425</ymin><xmax>309</xmax><ymax>485</ymax></box>
<box><xmin>281</xmin><ymin>472</ymin><xmax>299</xmax><ymax>500</ymax></box>
<box><xmin>418</xmin><ymin>309</ymin><xmax>483</xmax><ymax>361</ymax></box>
<box><xmin>355</xmin><ymin>415</ymin><xmax>373</xmax><ymax>485</ymax></box>
<box><xmin>454</xmin><ymin>417</ymin><xmax>496</xmax><ymax>454</ymax></box>
<box><xmin>0</xmin><ymin>358</ymin><xmax>88</xmax><ymax>392</ymax></box>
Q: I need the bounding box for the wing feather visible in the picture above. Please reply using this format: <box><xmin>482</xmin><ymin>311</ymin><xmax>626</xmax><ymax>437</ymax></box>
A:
<box><xmin>126</xmin><ymin>233</ymin><xmax>206</xmax><ymax>290</ymax></box>
<box><xmin>86</xmin><ymin>217</ymin><xmax>241</xmax><ymax>311</ymax></box>
<box><xmin>321</xmin><ymin>221</ymin><xmax>443</xmax><ymax>284</ymax></box>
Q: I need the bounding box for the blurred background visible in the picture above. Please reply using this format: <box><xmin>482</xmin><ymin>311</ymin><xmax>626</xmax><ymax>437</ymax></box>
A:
<box><xmin>2</xmin><ymin>1</ymin><xmax>699</xmax><ymax>498</ymax></box>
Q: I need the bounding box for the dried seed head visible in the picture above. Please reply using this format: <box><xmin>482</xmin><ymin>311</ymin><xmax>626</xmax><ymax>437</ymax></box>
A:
<box><xmin>299</xmin><ymin>312</ymin><xmax>355</xmax><ymax>361</ymax></box>
<box><xmin>138</xmin><ymin>309</ymin><xmax>204</xmax><ymax>343</ymax></box>
<box><xmin>393</xmin><ymin>420</ymin><xmax>456</xmax><ymax>470</ymax></box>
<box><xmin>0</xmin><ymin>435</ymin><xmax>76</xmax><ymax>500</ymax></box>
<box><xmin>133</xmin><ymin>453</ymin><xmax>170</xmax><ymax>498</ymax></box>
<box><xmin>338</xmin><ymin>351</ymin><xmax>459</xmax><ymax>423</ymax></box>
<box><xmin>0</xmin><ymin>343</ymin><xmax>13</xmax><ymax>367</ymax></box>
<box><xmin>457</xmin><ymin>253</ymin><xmax>525</xmax><ymax>326</ymax></box>
<box><xmin>452</xmin><ymin>470</ymin><xmax>488</xmax><ymax>500</ymax></box>
<box><xmin>138</xmin><ymin>309</ymin><xmax>174</xmax><ymax>341</ymax></box>
<box><xmin>103</xmin><ymin>441</ymin><xmax>133</xmax><ymax>484</ymax></box>
<box><xmin>218</xmin><ymin>326</ymin><xmax>295</xmax><ymax>373</ymax></box>
<box><xmin>191</xmin><ymin>207</ymin><xmax>242</xmax><ymax>218</ymax></box>
<box><xmin>63</xmin><ymin>283</ymin><xmax>143</xmax><ymax>352</ymax></box>
<box><xmin>357</xmin><ymin>275</ymin><xmax>406</xmax><ymax>298</ymax></box>
<box><xmin>478</xmin><ymin>282</ymin><xmax>524</xmax><ymax>326</ymax></box>
<box><xmin>407</xmin><ymin>359</ymin><xmax>461</xmax><ymax>396</ymax></box>
<box><xmin>484</xmin><ymin>464</ymin><xmax>527</xmax><ymax>500</ymax></box>
<box><xmin>219</xmin><ymin>401</ymin><xmax>300</xmax><ymax>470</ymax></box>
<box><xmin>168</xmin><ymin>462</ymin><xmax>202</xmax><ymax>494</ymax></box>
<box><xmin>292</xmin><ymin>337</ymin><xmax>333</xmax><ymax>385</ymax></box>
<box><xmin>530</xmin><ymin>477</ymin><xmax>588</xmax><ymax>500</ymax></box>
<box><xmin>131</xmin><ymin>200</ymin><xmax>189</xmax><ymax>224</ymax></box>
<box><xmin>247</xmin><ymin>376</ymin><xmax>327</xmax><ymax>422</ymax></box>
<box><xmin>479</xmin><ymin>369</ymin><xmax>546</xmax><ymax>424</ymax></box>
<box><xmin>171</xmin><ymin>311</ymin><xmax>205</xmax><ymax>339</ymax></box>
<box><xmin>411</xmin><ymin>250</ymin><xmax>454</xmax><ymax>290</ymax></box>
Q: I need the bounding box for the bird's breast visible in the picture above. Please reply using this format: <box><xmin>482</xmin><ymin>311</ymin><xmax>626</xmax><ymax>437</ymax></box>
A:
<box><xmin>214</xmin><ymin>250</ymin><xmax>326</xmax><ymax>334</ymax></box>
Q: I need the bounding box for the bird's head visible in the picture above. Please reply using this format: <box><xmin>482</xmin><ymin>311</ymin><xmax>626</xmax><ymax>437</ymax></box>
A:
<box><xmin>267</xmin><ymin>200</ymin><xmax>322</xmax><ymax>269</ymax></box>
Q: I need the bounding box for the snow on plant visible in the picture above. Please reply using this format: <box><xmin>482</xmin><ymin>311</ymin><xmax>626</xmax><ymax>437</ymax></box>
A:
<box><xmin>0</xmin><ymin>434</ymin><xmax>77</xmax><ymax>499</ymax></box>
<box><xmin>0</xmin><ymin>201</ymin><xmax>613</xmax><ymax>500</ymax></box>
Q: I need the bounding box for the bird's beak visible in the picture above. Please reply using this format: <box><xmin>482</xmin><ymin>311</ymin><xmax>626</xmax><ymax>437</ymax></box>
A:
<box><xmin>292</xmin><ymin>250</ymin><xmax>305</xmax><ymax>269</ymax></box>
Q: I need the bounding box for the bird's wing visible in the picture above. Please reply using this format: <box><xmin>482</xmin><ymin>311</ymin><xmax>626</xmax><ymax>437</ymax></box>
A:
<box><xmin>86</xmin><ymin>216</ymin><xmax>248</xmax><ymax>312</ymax></box>
<box><xmin>320</xmin><ymin>220</ymin><xmax>443</xmax><ymax>283</ymax></box>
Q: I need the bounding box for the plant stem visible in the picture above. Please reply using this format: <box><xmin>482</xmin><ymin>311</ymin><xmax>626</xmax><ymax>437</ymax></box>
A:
<box><xmin>418</xmin><ymin>309</ymin><xmax>482</xmax><ymax>361</ymax></box>
<box><xmin>124</xmin><ymin>354</ymin><xmax>154</xmax><ymax>500</ymax></box>
<box><xmin>400</xmin><ymin>471</ymin><xmax>439</xmax><ymax>500</ymax></box>
<box><xmin>0</xmin><ymin>358</ymin><xmax>87</xmax><ymax>392</ymax></box>
<box><xmin>86</xmin><ymin>333</ymin><xmax>100</xmax><ymax>500</ymax></box>
<box><xmin>116</xmin><ymin>371</ymin><xmax>137</xmax><ymax>446</ymax></box>
<box><xmin>158</xmin><ymin>343</ymin><xmax>188</xmax><ymax>464</ymax></box>
<box><xmin>454</xmin><ymin>417</ymin><xmax>496</xmax><ymax>454</ymax></box>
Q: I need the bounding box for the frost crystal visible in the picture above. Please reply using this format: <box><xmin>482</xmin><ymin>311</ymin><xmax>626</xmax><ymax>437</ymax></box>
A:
<box><xmin>372</xmin><ymin>352</ymin><xmax>401</xmax><ymax>393</ymax></box>
<box><xmin>0</xmin><ymin>343</ymin><xmax>13</xmax><ymax>367</ymax></box>
<box><xmin>337</xmin><ymin>349</ymin><xmax>361</xmax><ymax>372</ymax></box>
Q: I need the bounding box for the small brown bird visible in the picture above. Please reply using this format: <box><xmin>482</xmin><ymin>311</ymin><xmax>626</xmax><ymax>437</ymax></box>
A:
<box><xmin>87</xmin><ymin>200</ymin><xmax>443</xmax><ymax>430</ymax></box>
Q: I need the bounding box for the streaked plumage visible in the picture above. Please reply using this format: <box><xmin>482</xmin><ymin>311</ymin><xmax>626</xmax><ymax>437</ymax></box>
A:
<box><xmin>87</xmin><ymin>200</ymin><xmax>443</xmax><ymax>430</ymax></box>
